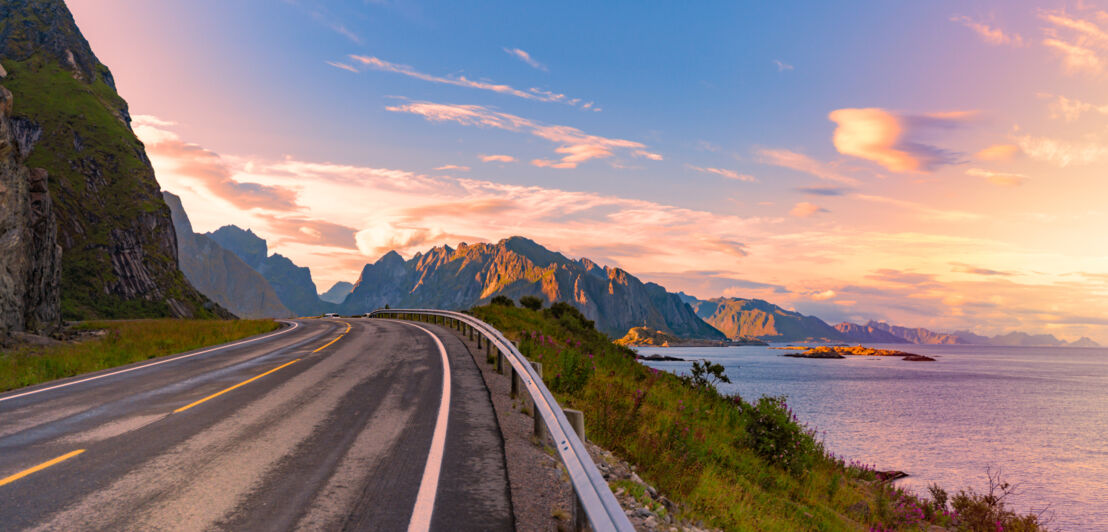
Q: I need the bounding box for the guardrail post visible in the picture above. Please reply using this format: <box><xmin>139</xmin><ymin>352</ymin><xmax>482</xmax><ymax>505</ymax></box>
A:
<box><xmin>487</xmin><ymin>344</ymin><xmax>496</xmax><ymax>365</ymax></box>
<box><xmin>496</xmin><ymin>347</ymin><xmax>505</xmax><ymax>375</ymax></box>
<box><xmin>573</xmin><ymin>494</ymin><xmax>588</xmax><ymax>532</ymax></box>
<box><xmin>531</xmin><ymin>361</ymin><xmax>545</xmax><ymax>440</ymax></box>
<box><xmin>564</xmin><ymin>409</ymin><xmax>585</xmax><ymax>442</ymax></box>
<box><xmin>468</xmin><ymin>324</ymin><xmax>474</xmax><ymax>341</ymax></box>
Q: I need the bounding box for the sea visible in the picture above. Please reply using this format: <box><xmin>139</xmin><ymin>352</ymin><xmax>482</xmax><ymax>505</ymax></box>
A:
<box><xmin>635</xmin><ymin>343</ymin><xmax>1108</xmax><ymax>531</ymax></box>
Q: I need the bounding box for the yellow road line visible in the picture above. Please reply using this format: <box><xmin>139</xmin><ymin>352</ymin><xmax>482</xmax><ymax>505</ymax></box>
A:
<box><xmin>0</xmin><ymin>449</ymin><xmax>85</xmax><ymax>487</ymax></box>
<box><xmin>312</xmin><ymin>321</ymin><xmax>351</xmax><ymax>353</ymax></box>
<box><xmin>173</xmin><ymin>359</ymin><xmax>300</xmax><ymax>414</ymax></box>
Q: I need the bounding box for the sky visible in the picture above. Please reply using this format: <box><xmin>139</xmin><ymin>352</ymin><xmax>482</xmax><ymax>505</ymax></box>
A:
<box><xmin>64</xmin><ymin>0</ymin><xmax>1108</xmax><ymax>342</ymax></box>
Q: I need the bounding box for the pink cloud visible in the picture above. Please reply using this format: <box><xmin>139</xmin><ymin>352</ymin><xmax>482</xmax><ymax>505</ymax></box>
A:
<box><xmin>790</xmin><ymin>202</ymin><xmax>827</xmax><ymax>218</ymax></box>
<box><xmin>756</xmin><ymin>148</ymin><xmax>859</xmax><ymax>185</ymax></box>
<box><xmin>965</xmin><ymin>168</ymin><xmax>1029</xmax><ymax>187</ymax></box>
<box><xmin>503</xmin><ymin>47</ymin><xmax>547</xmax><ymax>71</ymax></box>
<box><xmin>325</xmin><ymin>61</ymin><xmax>359</xmax><ymax>73</ymax></box>
<box><xmin>387</xmin><ymin>101</ymin><xmax>661</xmax><ymax>169</ymax></box>
<box><xmin>1039</xmin><ymin>10</ymin><xmax>1108</xmax><ymax>74</ymax></box>
<box><xmin>687</xmin><ymin>165</ymin><xmax>757</xmax><ymax>182</ymax></box>
<box><xmin>951</xmin><ymin>16</ymin><xmax>1025</xmax><ymax>46</ymax></box>
<box><xmin>434</xmin><ymin>164</ymin><xmax>471</xmax><ymax>171</ymax></box>
<box><xmin>480</xmin><ymin>154</ymin><xmax>515</xmax><ymax>163</ymax></box>
<box><xmin>828</xmin><ymin>108</ymin><xmax>972</xmax><ymax>173</ymax></box>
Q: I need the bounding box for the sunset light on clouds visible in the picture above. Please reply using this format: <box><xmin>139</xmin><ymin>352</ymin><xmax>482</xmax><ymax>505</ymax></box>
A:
<box><xmin>65</xmin><ymin>0</ymin><xmax>1108</xmax><ymax>342</ymax></box>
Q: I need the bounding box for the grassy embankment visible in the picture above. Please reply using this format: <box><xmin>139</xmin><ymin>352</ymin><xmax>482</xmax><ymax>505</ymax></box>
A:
<box><xmin>472</xmin><ymin>302</ymin><xmax>1048</xmax><ymax>531</ymax></box>
<box><xmin>0</xmin><ymin>319</ymin><xmax>279</xmax><ymax>393</ymax></box>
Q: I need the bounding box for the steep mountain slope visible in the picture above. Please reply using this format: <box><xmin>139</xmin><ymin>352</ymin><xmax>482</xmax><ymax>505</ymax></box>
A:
<box><xmin>687</xmin><ymin>297</ymin><xmax>847</xmax><ymax>342</ymax></box>
<box><xmin>834</xmin><ymin>322</ymin><xmax>910</xmax><ymax>344</ymax></box>
<box><xmin>0</xmin><ymin>0</ymin><xmax>219</xmax><ymax>319</ymax></box>
<box><xmin>163</xmin><ymin>192</ymin><xmax>291</xmax><ymax>319</ymax></box>
<box><xmin>207</xmin><ymin>225</ymin><xmax>332</xmax><ymax>316</ymax></box>
<box><xmin>0</xmin><ymin>84</ymin><xmax>59</xmax><ymax>337</ymax></box>
<box><xmin>319</xmin><ymin>281</ymin><xmax>353</xmax><ymax>304</ymax></box>
<box><xmin>340</xmin><ymin>236</ymin><xmax>724</xmax><ymax>340</ymax></box>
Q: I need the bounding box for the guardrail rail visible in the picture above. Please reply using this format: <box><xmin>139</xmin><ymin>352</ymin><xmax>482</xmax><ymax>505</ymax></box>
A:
<box><xmin>368</xmin><ymin>308</ymin><xmax>634</xmax><ymax>532</ymax></box>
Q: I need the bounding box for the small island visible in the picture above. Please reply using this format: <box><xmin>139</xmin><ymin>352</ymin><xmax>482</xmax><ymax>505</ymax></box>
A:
<box><xmin>785</xmin><ymin>345</ymin><xmax>936</xmax><ymax>361</ymax></box>
<box><xmin>616</xmin><ymin>326</ymin><xmax>768</xmax><ymax>347</ymax></box>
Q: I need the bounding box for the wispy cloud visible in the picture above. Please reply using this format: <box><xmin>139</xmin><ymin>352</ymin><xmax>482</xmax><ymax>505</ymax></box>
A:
<box><xmin>503</xmin><ymin>47</ymin><xmax>547</xmax><ymax>71</ymax></box>
<box><xmin>386</xmin><ymin>101</ymin><xmax>662</xmax><ymax>169</ymax></box>
<box><xmin>480</xmin><ymin>154</ymin><xmax>515</xmax><ymax>163</ymax></box>
<box><xmin>133</xmin><ymin>115</ymin><xmax>299</xmax><ymax>211</ymax></box>
<box><xmin>795</xmin><ymin>186</ymin><xmax>851</xmax><ymax>196</ymax></box>
<box><xmin>346</xmin><ymin>55</ymin><xmax>590</xmax><ymax>108</ymax></box>
<box><xmin>975</xmin><ymin>144</ymin><xmax>1021</xmax><ymax>161</ymax></box>
<box><xmin>965</xmin><ymin>168</ymin><xmax>1029</xmax><ymax>186</ymax></box>
<box><xmin>1041</xmin><ymin>93</ymin><xmax>1108</xmax><ymax>121</ymax></box>
<box><xmin>951</xmin><ymin>262</ymin><xmax>1014</xmax><ymax>276</ymax></box>
<box><xmin>951</xmin><ymin>15</ymin><xmax>1025</xmax><ymax>46</ymax></box>
<box><xmin>852</xmin><ymin>193</ymin><xmax>983</xmax><ymax>222</ymax></box>
<box><xmin>773</xmin><ymin>59</ymin><xmax>794</xmax><ymax>71</ymax></box>
<box><xmin>790</xmin><ymin>202</ymin><xmax>828</xmax><ymax>218</ymax></box>
<box><xmin>756</xmin><ymin>148</ymin><xmax>860</xmax><ymax>185</ymax></box>
<box><xmin>1015</xmin><ymin>133</ymin><xmax>1108</xmax><ymax>166</ymax></box>
<box><xmin>325</xmin><ymin>60</ymin><xmax>359</xmax><ymax>73</ymax></box>
<box><xmin>434</xmin><ymin>164</ymin><xmax>470</xmax><ymax>171</ymax></box>
<box><xmin>687</xmin><ymin>165</ymin><xmax>757</xmax><ymax>182</ymax></box>
<box><xmin>828</xmin><ymin>108</ymin><xmax>973</xmax><ymax>173</ymax></box>
<box><xmin>1040</xmin><ymin>9</ymin><xmax>1108</xmax><ymax>74</ymax></box>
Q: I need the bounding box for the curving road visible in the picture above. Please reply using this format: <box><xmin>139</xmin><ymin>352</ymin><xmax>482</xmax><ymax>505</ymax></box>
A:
<box><xmin>0</xmin><ymin>318</ymin><xmax>512</xmax><ymax>531</ymax></box>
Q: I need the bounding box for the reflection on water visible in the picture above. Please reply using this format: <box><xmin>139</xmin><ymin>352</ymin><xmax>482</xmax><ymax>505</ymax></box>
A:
<box><xmin>638</xmin><ymin>343</ymin><xmax>1108</xmax><ymax>531</ymax></box>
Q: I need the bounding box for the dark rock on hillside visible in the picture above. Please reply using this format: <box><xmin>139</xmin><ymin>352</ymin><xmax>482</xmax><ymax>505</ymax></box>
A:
<box><xmin>208</xmin><ymin>225</ymin><xmax>333</xmax><ymax>317</ymax></box>
<box><xmin>686</xmin><ymin>296</ymin><xmax>847</xmax><ymax>343</ymax></box>
<box><xmin>0</xmin><ymin>0</ymin><xmax>222</xmax><ymax>319</ymax></box>
<box><xmin>163</xmin><ymin>192</ymin><xmax>292</xmax><ymax>319</ymax></box>
<box><xmin>834</xmin><ymin>322</ymin><xmax>909</xmax><ymax>344</ymax></box>
<box><xmin>0</xmin><ymin>84</ymin><xmax>60</xmax><ymax>337</ymax></box>
<box><xmin>340</xmin><ymin>236</ymin><xmax>725</xmax><ymax>340</ymax></box>
<box><xmin>319</xmin><ymin>281</ymin><xmax>353</xmax><ymax>304</ymax></box>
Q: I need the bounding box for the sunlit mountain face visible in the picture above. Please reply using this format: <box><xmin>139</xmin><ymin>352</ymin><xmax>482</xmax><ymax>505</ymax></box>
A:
<box><xmin>67</xmin><ymin>0</ymin><xmax>1108</xmax><ymax>343</ymax></box>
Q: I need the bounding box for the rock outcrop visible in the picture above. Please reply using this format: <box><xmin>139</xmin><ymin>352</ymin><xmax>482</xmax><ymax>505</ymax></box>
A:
<box><xmin>0</xmin><ymin>0</ymin><xmax>223</xmax><ymax>319</ymax></box>
<box><xmin>341</xmin><ymin>236</ymin><xmax>725</xmax><ymax>340</ymax></box>
<box><xmin>834</xmin><ymin>322</ymin><xmax>910</xmax><ymax>344</ymax></box>
<box><xmin>163</xmin><ymin>192</ymin><xmax>292</xmax><ymax>319</ymax></box>
<box><xmin>207</xmin><ymin>225</ymin><xmax>333</xmax><ymax>317</ymax></box>
<box><xmin>0</xmin><ymin>84</ymin><xmax>59</xmax><ymax>337</ymax></box>
<box><xmin>686</xmin><ymin>296</ymin><xmax>847</xmax><ymax>343</ymax></box>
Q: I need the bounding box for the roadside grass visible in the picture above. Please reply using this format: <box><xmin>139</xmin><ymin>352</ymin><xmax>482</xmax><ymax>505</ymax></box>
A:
<box><xmin>472</xmin><ymin>303</ymin><xmax>1049</xmax><ymax>531</ymax></box>
<box><xmin>0</xmin><ymin>319</ymin><xmax>280</xmax><ymax>393</ymax></box>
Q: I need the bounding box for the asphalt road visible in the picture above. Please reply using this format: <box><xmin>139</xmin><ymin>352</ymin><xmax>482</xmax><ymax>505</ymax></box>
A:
<box><xmin>0</xmin><ymin>318</ymin><xmax>513</xmax><ymax>531</ymax></box>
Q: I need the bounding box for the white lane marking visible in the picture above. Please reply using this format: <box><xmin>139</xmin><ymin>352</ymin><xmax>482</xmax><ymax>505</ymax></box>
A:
<box><xmin>0</xmin><ymin>321</ymin><xmax>301</xmax><ymax>404</ymax></box>
<box><xmin>397</xmin><ymin>321</ymin><xmax>451</xmax><ymax>532</ymax></box>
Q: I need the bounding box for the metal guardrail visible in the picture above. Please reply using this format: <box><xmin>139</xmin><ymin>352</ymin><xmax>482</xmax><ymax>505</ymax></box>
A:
<box><xmin>368</xmin><ymin>309</ymin><xmax>634</xmax><ymax>532</ymax></box>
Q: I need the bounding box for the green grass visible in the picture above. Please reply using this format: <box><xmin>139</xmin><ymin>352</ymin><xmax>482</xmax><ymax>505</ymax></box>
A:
<box><xmin>470</xmin><ymin>303</ymin><xmax>1049</xmax><ymax>531</ymax></box>
<box><xmin>0</xmin><ymin>319</ymin><xmax>280</xmax><ymax>393</ymax></box>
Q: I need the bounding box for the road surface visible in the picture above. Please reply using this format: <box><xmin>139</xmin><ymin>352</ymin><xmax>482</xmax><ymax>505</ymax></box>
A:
<box><xmin>0</xmin><ymin>318</ymin><xmax>512</xmax><ymax>531</ymax></box>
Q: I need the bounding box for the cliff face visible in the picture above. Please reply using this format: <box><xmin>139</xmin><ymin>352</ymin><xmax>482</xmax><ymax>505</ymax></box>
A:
<box><xmin>687</xmin><ymin>297</ymin><xmax>846</xmax><ymax>342</ymax></box>
<box><xmin>0</xmin><ymin>0</ymin><xmax>221</xmax><ymax>319</ymax></box>
<box><xmin>163</xmin><ymin>192</ymin><xmax>292</xmax><ymax>319</ymax></box>
<box><xmin>864</xmin><ymin>321</ymin><xmax>965</xmax><ymax>345</ymax></box>
<box><xmin>207</xmin><ymin>225</ymin><xmax>332</xmax><ymax>317</ymax></box>
<box><xmin>340</xmin><ymin>236</ymin><xmax>724</xmax><ymax>340</ymax></box>
<box><xmin>0</xmin><ymin>84</ymin><xmax>60</xmax><ymax>337</ymax></box>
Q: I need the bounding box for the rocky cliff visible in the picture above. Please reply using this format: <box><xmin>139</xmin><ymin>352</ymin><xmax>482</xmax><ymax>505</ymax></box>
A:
<box><xmin>207</xmin><ymin>225</ymin><xmax>332</xmax><ymax>316</ymax></box>
<box><xmin>341</xmin><ymin>236</ymin><xmax>725</xmax><ymax>340</ymax></box>
<box><xmin>163</xmin><ymin>192</ymin><xmax>292</xmax><ymax>319</ymax></box>
<box><xmin>0</xmin><ymin>0</ymin><xmax>221</xmax><ymax>319</ymax></box>
<box><xmin>687</xmin><ymin>297</ymin><xmax>847</xmax><ymax>342</ymax></box>
<box><xmin>0</xmin><ymin>83</ymin><xmax>59</xmax><ymax>337</ymax></box>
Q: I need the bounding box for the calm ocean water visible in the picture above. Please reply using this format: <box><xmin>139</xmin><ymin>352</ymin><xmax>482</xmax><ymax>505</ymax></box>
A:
<box><xmin>636</xmin><ymin>343</ymin><xmax>1108</xmax><ymax>531</ymax></box>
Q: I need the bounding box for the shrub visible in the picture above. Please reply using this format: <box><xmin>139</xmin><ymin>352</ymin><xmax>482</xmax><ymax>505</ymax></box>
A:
<box><xmin>681</xmin><ymin>359</ymin><xmax>731</xmax><ymax>390</ymax></box>
<box><xmin>948</xmin><ymin>468</ymin><xmax>1048</xmax><ymax>531</ymax></box>
<box><xmin>490</xmin><ymin>295</ymin><xmax>515</xmax><ymax>307</ymax></box>
<box><xmin>743</xmin><ymin>395</ymin><xmax>819</xmax><ymax>477</ymax></box>
<box><xmin>550</xmin><ymin>347</ymin><xmax>594</xmax><ymax>394</ymax></box>
<box><xmin>519</xmin><ymin>295</ymin><xmax>544</xmax><ymax>310</ymax></box>
<box><xmin>543</xmin><ymin>302</ymin><xmax>595</xmax><ymax>333</ymax></box>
